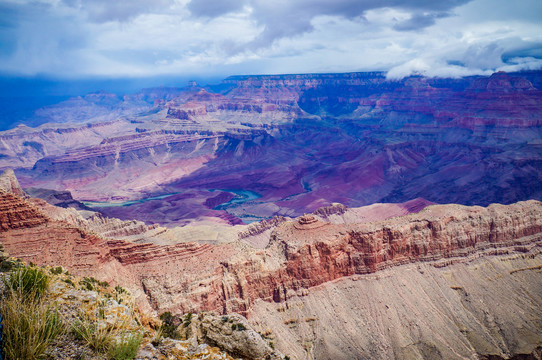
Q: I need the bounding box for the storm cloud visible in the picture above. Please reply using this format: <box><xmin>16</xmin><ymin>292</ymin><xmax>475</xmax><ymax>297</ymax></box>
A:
<box><xmin>0</xmin><ymin>0</ymin><xmax>541</xmax><ymax>78</ymax></box>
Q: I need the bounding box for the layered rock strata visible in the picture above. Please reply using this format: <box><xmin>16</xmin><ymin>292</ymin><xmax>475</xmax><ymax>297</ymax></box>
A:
<box><xmin>1</xmin><ymin>182</ymin><xmax>541</xmax><ymax>316</ymax></box>
<box><xmin>2</xmin><ymin>71</ymin><xmax>541</xmax><ymax>227</ymax></box>
<box><xmin>1</xmin><ymin>182</ymin><xmax>541</xmax><ymax>358</ymax></box>
<box><xmin>251</xmin><ymin>252</ymin><xmax>542</xmax><ymax>360</ymax></box>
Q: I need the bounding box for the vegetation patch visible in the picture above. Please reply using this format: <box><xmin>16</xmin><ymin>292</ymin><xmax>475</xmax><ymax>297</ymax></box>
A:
<box><xmin>4</xmin><ymin>265</ymin><xmax>50</xmax><ymax>300</ymax></box>
<box><xmin>0</xmin><ymin>265</ymin><xmax>64</xmax><ymax>360</ymax></box>
<box><xmin>509</xmin><ymin>264</ymin><xmax>542</xmax><ymax>274</ymax></box>
<box><xmin>283</xmin><ymin>318</ymin><xmax>298</xmax><ymax>325</ymax></box>
<box><xmin>108</xmin><ymin>332</ymin><xmax>143</xmax><ymax>360</ymax></box>
<box><xmin>79</xmin><ymin>276</ymin><xmax>110</xmax><ymax>291</ymax></box>
<box><xmin>159</xmin><ymin>311</ymin><xmax>180</xmax><ymax>340</ymax></box>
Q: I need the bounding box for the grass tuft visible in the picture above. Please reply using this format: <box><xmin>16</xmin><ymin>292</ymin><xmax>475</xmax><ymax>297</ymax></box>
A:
<box><xmin>3</xmin><ymin>265</ymin><xmax>49</xmax><ymax>300</ymax></box>
<box><xmin>72</xmin><ymin>315</ymin><xmax>118</xmax><ymax>353</ymax></box>
<box><xmin>108</xmin><ymin>332</ymin><xmax>143</xmax><ymax>360</ymax></box>
<box><xmin>71</xmin><ymin>305</ymin><xmax>142</xmax><ymax>357</ymax></box>
<box><xmin>0</xmin><ymin>266</ymin><xmax>63</xmax><ymax>360</ymax></box>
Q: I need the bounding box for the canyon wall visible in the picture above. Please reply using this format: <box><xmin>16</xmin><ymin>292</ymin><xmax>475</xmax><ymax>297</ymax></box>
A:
<box><xmin>1</xmin><ymin>172</ymin><xmax>541</xmax><ymax>358</ymax></box>
<box><xmin>251</xmin><ymin>253</ymin><xmax>542</xmax><ymax>360</ymax></box>
<box><xmin>0</xmin><ymin>71</ymin><xmax>540</xmax><ymax>226</ymax></box>
<box><xmin>1</xmin><ymin>180</ymin><xmax>541</xmax><ymax>316</ymax></box>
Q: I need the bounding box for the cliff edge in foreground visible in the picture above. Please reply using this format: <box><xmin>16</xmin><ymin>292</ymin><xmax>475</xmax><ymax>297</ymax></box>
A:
<box><xmin>0</xmin><ymin>170</ymin><xmax>541</xmax><ymax>359</ymax></box>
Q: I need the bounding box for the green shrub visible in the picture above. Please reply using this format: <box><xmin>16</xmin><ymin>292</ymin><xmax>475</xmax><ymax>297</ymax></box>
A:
<box><xmin>0</xmin><ymin>284</ymin><xmax>63</xmax><ymax>360</ymax></box>
<box><xmin>62</xmin><ymin>278</ymin><xmax>75</xmax><ymax>287</ymax></box>
<box><xmin>108</xmin><ymin>332</ymin><xmax>143</xmax><ymax>360</ymax></box>
<box><xmin>0</xmin><ymin>259</ymin><xmax>15</xmax><ymax>272</ymax></box>
<box><xmin>183</xmin><ymin>312</ymin><xmax>193</xmax><ymax>327</ymax></box>
<box><xmin>3</xmin><ymin>266</ymin><xmax>50</xmax><ymax>300</ymax></box>
<box><xmin>50</xmin><ymin>266</ymin><xmax>64</xmax><ymax>275</ymax></box>
<box><xmin>72</xmin><ymin>317</ymin><xmax>115</xmax><ymax>353</ymax></box>
<box><xmin>80</xmin><ymin>277</ymin><xmax>106</xmax><ymax>291</ymax></box>
<box><xmin>80</xmin><ymin>279</ymin><xmax>94</xmax><ymax>291</ymax></box>
<box><xmin>78</xmin><ymin>277</ymin><xmax>109</xmax><ymax>292</ymax></box>
<box><xmin>159</xmin><ymin>312</ymin><xmax>179</xmax><ymax>339</ymax></box>
<box><xmin>231</xmin><ymin>323</ymin><xmax>246</xmax><ymax>331</ymax></box>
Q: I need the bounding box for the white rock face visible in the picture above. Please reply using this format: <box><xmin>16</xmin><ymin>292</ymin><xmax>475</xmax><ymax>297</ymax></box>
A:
<box><xmin>177</xmin><ymin>312</ymin><xmax>283</xmax><ymax>360</ymax></box>
<box><xmin>0</xmin><ymin>169</ymin><xmax>25</xmax><ymax>196</ymax></box>
<box><xmin>201</xmin><ymin>313</ymin><xmax>273</xmax><ymax>359</ymax></box>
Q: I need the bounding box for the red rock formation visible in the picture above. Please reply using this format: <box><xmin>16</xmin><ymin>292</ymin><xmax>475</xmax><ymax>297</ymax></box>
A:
<box><xmin>1</xmin><ymin>181</ymin><xmax>541</xmax><ymax>318</ymax></box>
<box><xmin>0</xmin><ymin>190</ymin><xmax>112</xmax><ymax>272</ymax></box>
<box><xmin>0</xmin><ymin>191</ymin><xmax>47</xmax><ymax>231</ymax></box>
<box><xmin>218</xmin><ymin>201</ymin><xmax>542</xmax><ymax>309</ymax></box>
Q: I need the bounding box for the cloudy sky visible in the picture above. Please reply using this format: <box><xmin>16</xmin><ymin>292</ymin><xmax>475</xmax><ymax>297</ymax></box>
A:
<box><xmin>1</xmin><ymin>0</ymin><xmax>541</xmax><ymax>80</ymax></box>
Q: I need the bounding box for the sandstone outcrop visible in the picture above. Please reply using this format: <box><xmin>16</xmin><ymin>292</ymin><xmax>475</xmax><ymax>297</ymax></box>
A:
<box><xmin>1</xmin><ymin>178</ymin><xmax>541</xmax><ymax>316</ymax></box>
<box><xmin>176</xmin><ymin>312</ymin><xmax>282</xmax><ymax>360</ymax></box>
<box><xmin>0</xmin><ymin>191</ymin><xmax>48</xmax><ymax>231</ymax></box>
<box><xmin>0</xmin><ymin>169</ymin><xmax>25</xmax><ymax>197</ymax></box>
<box><xmin>0</xmin><ymin>173</ymin><xmax>541</xmax><ymax>359</ymax></box>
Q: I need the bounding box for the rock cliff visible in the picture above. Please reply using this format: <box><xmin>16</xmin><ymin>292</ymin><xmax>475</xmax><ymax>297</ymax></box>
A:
<box><xmin>1</xmin><ymin>71</ymin><xmax>540</xmax><ymax>227</ymax></box>
<box><xmin>0</xmin><ymin>173</ymin><xmax>541</xmax><ymax>359</ymax></box>
<box><xmin>1</xmin><ymin>180</ymin><xmax>541</xmax><ymax>315</ymax></box>
<box><xmin>250</xmin><ymin>252</ymin><xmax>542</xmax><ymax>360</ymax></box>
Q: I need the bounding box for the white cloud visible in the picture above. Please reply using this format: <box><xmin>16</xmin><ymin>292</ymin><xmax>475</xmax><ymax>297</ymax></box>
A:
<box><xmin>0</xmin><ymin>0</ymin><xmax>541</xmax><ymax>78</ymax></box>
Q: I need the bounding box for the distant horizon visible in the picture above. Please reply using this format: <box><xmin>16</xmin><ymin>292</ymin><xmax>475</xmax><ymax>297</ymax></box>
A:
<box><xmin>2</xmin><ymin>67</ymin><xmax>542</xmax><ymax>98</ymax></box>
<box><xmin>0</xmin><ymin>67</ymin><xmax>541</xmax><ymax>132</ymax></box>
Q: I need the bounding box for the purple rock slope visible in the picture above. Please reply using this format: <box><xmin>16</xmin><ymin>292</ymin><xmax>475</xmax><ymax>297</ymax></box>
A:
<box><xmin>1</xmin><ymin>70</ymin><xmax>541</xmax><ymax>225</ymax></box>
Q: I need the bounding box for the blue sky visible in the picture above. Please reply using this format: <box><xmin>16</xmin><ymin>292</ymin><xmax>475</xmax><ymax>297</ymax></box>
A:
<box><xmin>0</xmin><ymin>0</ymin><xmax>541</xmax><ymax>80</ymax></box>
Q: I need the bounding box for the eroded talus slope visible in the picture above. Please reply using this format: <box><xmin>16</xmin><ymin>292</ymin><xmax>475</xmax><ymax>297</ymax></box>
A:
<box><xmin>250</xmin><ymin>253</ymin><xmax>542</xmax><ymax>360</ymax></box>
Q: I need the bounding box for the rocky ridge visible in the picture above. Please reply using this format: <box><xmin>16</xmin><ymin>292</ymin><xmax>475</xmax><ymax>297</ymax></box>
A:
<box><xmin>1</xmin><ymin>171</ymin><xmax>540</xmax><ymax>315</ymax></box>
<box><xmin>0</xmin><ymin>257</ymin><xmax>275</xmax><ymax>360</ymax></box>
<box><xmin>0</xmin><ymin>171</ymin><xmax>541</xmax><ymax>359</ymax></box>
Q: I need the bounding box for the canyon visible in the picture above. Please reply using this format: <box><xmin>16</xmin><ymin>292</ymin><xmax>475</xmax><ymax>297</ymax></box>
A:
<box><xmin>1</xmin><ymin>70</ymin><xmax>542</xmax><ymax>359</ymax></box>
<box><xmin>0</xmin><ymin>71</ymin><xmax>540</xmax><ymax>226</ymax></box>
<box><xmin>0</xmin><ymin>170</ymin><xmax>541</xmax><ymax>359</ymax></box>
